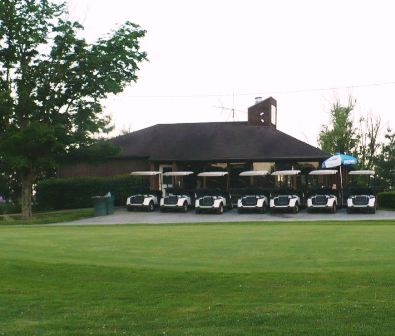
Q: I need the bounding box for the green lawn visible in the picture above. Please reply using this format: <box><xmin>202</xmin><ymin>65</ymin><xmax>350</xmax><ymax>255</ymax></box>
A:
<box><xmin>1</xmin><ymin>221</ymin><xmax>395</xmax><ymax>335</ymax></box>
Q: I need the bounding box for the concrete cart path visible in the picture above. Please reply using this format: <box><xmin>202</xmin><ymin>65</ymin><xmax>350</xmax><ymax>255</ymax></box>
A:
<box><xmin>58</xmin><ymin>208</ymin><xmax>395</xmax><ymax>226</ymax></box>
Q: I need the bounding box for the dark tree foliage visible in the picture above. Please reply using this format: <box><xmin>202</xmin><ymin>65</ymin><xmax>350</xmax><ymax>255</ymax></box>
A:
<box><xmin>0</xmin><ymin>0</ymin><xmax>147</xmax><ymax>217</ymax></box>
<box><xmin>375</xmin><ymin>130</ymin><xmax>395</xmax><ymax>190</ymax></box>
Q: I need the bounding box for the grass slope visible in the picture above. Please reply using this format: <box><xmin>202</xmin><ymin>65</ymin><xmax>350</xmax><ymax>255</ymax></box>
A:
<box><xmin>1</xmin><ymin>221</ymin><xmax>395</xmax><ymax>335</ymax></box>
<box><xmin>0</xmin><ymin>208</ymin><xmax>94</xmax><ymax>226</ymax></box>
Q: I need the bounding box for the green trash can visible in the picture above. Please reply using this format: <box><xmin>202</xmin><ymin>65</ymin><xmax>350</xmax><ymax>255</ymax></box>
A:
<box><xmin>106</xmin><ymin>193</ymin><xmax>115</xmax><ymax>215</ymax></box>
<box><xmin>92</xmin><ymin>196</ymin><xmax>108</xmax><ymax>216</ymax></box>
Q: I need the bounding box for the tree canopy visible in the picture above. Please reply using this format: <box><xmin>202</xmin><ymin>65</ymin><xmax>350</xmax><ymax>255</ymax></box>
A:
<box><xmin>318</xmin><ymin>97</ymin><xmax>394</xmax><ymax>190</ymax></box>
<box><xmin>0</xmin><ymin>0</ymin><xmax>147</xmax><ymax>217</ymax></box>
<box><xmin>318</xmin><ymin>98</ymin><xmax>359</xmax><ymax>156</ymax></box>
<box><xmin>375</xmin><ymin>130</ymin><xmax>395</xmax><ymax>188</ymax></box>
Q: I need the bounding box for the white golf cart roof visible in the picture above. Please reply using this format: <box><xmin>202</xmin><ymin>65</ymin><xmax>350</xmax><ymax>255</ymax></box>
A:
<box><xmin>163</xmin><ymin>171</ymin><xmax>194</xmax><ymax>176</ymax></box>
<box><xmin>197</xmin><ymin>172</ymin><xmax>228</xmax><ymax>177</ymax></box>
<box><xmin>349</xmin><ymin>170</ymin><xmax>375</xmax><ymax>176</ymax></box>
<box><xmin>239</xmin><ymin>170</ymin><xmax>269</xmax><ymax>176</ymax></box>
<box><xmin>130</xmin><ymin>171</ymin><xmax>161</xmax><ymax>176</ymax></box>
<box><xmin>271</xmin><ymin>170</ymin><xmax>301</xmax><ymax>176</ymax></box>
<box><xmin>309</xmin><ymin>169</ymin><xmax>338</xmax><ymax>176</ymax></box>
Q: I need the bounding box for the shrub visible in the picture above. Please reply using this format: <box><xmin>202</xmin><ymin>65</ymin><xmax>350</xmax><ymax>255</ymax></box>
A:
<box><xmin>0</xmin><ymin>202</ymin><xmax>21</xmax><ymax>215</ymax></box>
<box><xmin>35</xmin><ymin>175</ymin><xmax>143</xmax><ymax>210</ymax></box>
<box><xmin>377</xmin><ymin>191</ymin><xmax>395</xmax><ymax>209</ymax></box>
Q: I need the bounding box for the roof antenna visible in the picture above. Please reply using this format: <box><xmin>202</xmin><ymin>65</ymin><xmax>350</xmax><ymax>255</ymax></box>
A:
<box><xmin>232</xmin><ymin>92</ymin><xmax>235</xmax><ymax>121</ymax></box>
<box><xmin>301</xmin><ymin>131</ymin><xmax>310</xmax><ymax>145</ymax></box>
<box><xmin>212</xmin><ymin>93</ymin><xmax>247</xmax><ymax>121</ymax></box>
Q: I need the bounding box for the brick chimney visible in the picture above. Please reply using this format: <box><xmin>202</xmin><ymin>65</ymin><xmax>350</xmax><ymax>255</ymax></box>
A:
<box><xmin>248</xmin><ymin>96</ymin><xmax>277</xmax><ymax>128</ymax></box>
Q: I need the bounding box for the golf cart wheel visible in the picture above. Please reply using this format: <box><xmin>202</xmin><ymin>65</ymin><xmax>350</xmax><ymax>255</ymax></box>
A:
<box><xmin>347</xmin><ymin>208</ymin><xmax>353</xmax><ymax>214</ymax></box>
<box><xmin>160</xmin><ymin>207</ymin><xmax>166</xmax><ymax>213</ymax></box>
<box><xmin>260</xmin><ymin>203</ymin><xmax>267</xmax><ymax>214</ymax></box>
<box><xmin>217</xmin><ymin>204</ymin><xmax>224</xmax><ymax>215</ymax></box>
<box><xmin>148</xmin><ymin>201</ymin><xmax>155</xmax><ymax>212</ymax></box>
<box><xmin>237</xmin><ymin>208</ymin><xmax>243</xmax><ymax>214</ymax></box>
<box><xmin>195</xmin><ymin>208</ymin><xmax>201</xmax><ymax>214</ymax></box>
<box><xmin>332</xmin><ymin>203</ymin><xmax>337</xmax><ymax>213</ymax></box>
<box><xmin>293</xmin><ymin>204</ymin><xmax>299</xmax><ymax>214</ymax></box>
<box><xmin>182</xmin><ymin>202</ymin><xmax>188</xmax><ymax>212</ymax></box>
<box><xmin>370</xmin><ymin>207</ymin><xmax>376</xmax><ymax>214</ymax></box>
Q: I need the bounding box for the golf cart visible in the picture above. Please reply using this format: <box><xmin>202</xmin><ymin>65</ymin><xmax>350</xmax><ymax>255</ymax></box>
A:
<box><xmin>236</xmin><ymin>170</ymin><xmax>270</xmax><ymax>213</ymax></box>
<box><xmin>126</xmin><ymin>171</ymin><xmax>162</xmax><ymax>211</ymax></box>
<box><xmin>306</xmin><ymin>170</ymin><xmax>339</xmax><ymax>213</ymax></box>
<box><xmin>346</xmin><ymin>170</ymin><xmax>377</xmax><ymax>214</ymax></box>
<box><xmin>270</xmin><ymin>170</ymin><xmax>303</xmax><ymax>213</ymax></box>
<box><xmin>195</xmin><ymin>172</ymin><xmax>230</xmax><ymax>214</ymax></box>
<box><xmin>160</xmin><ymin>171</ymin><xmax>194</xmax><ymax>212</ymax></box>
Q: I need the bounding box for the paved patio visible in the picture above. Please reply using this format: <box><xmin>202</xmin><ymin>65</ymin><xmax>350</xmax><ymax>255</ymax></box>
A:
<box><xmin>59</xmin><ymin>208</ymin><xmax>395</xmax><ymax>225</ymax></box>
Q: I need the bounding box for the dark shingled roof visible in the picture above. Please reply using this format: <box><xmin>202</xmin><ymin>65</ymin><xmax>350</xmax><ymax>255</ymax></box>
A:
<box><xmin>111</xmin><ymin>122</ymin><xmax>328</xmax><ymax>162</ymax></box>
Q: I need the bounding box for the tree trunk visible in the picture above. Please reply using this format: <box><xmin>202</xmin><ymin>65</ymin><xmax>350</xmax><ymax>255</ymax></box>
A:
<box><xmin>21</xmin><ymin>169</ymin><xmax>34</xmax><ymax>219</ymax></box>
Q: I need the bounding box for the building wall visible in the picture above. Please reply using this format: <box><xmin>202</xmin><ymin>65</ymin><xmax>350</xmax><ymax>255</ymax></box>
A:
<box><xmin>59</xmin><ymin>158</ymin><xmax>323</xmax><ymax>191</ymax></box>
<box><xmin>253</xmin><ymin>162</ymin><xmax>275</xmax><ymax>172</ymax></box>
<box><xmin>58</xmin><ymin>159</ymin><xmax>150</xmax><ymax>178</ymax></box>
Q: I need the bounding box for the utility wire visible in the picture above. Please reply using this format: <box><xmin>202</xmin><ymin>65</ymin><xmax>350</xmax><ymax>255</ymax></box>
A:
<box><xmin>107</xmin><ymin>80</ymin><xmax>395</xmax><ymax>100</ymax></box>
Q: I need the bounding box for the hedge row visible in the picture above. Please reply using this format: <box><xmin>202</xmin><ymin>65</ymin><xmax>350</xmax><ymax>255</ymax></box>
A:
<box><xmin>35</xmin><ymin>175</ymin><xmax>143</xmax><ymax>210</ymax></box>
<box><xmin>377</xmin><ymin>191</ymin><xmax>395</xmax><ymax>209</ymax></box>
<box><xmin>0</xmin><ymin>202</ymin><xmax>21</xmax><ymax>215</ymax></box>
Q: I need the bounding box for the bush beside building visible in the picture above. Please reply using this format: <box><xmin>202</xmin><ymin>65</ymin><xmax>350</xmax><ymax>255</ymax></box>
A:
<box><xmin>35</xmin><ymin>175</ymin><xmax>141</xmax><ymax>210</ymax></box>
<box><xmin>377</xmin><ymin>192</ymin><xmax>395</xmax><ymax>210</ymax></box>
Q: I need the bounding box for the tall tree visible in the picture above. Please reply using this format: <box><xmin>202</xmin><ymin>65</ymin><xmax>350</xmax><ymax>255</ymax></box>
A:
<box><xmin>357</xmin><ymin>114</ymin><xmax>382</xmax><ymax>170</ymax></box>
<box><xmin>0</xmin><ymin>0</ymin><xmax>147</xmax><ymax>218</ymax></box>
<box><xmin>318</xmin><ymin>97</ymin><xmax>360</xmax><ymax>156</ymax></box>
<box><xmin>375</xmin><ymin>129</ymin><xmax>395</xmax><ymax>189</ymax></box>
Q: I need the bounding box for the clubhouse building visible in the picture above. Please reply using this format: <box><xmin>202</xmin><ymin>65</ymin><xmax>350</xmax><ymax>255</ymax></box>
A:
<box><xmin>59</xmin><ymin>97</ymin><xmax>329</xmax><ymax>189</ymax></box>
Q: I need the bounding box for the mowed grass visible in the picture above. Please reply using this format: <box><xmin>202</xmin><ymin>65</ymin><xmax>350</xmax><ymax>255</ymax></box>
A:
<box><xmin>1</xmin><ymin>221</ymin><xmax>395</xmax><ymax>335</ymax></box>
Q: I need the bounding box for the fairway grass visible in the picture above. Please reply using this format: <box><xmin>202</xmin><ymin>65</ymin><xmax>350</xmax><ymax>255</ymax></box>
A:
<box><xmin>1</xmin><ymin>221</ymin><xmax>395</xmax><ymax>335</ymax></box>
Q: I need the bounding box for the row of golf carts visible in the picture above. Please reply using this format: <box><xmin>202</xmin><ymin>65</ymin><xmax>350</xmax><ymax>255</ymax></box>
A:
<box><xmin>126</xmin><ymin>169</ymin><xmax>377</xmax><ymax>214</ymax></box>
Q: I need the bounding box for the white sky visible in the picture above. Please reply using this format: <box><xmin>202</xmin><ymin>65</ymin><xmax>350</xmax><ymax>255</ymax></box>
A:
<box><xmin>68</xmin><ymin>0</ymin><xmax>395</xmax><ymax>146</ymax></box>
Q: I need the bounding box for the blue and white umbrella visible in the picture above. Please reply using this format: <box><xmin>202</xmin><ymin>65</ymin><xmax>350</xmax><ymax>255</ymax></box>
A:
<box><xmin>322</xmin><ymin>153</ymin><xmax>357</xmax><ymax>169</ymax></box>
<box><xmin>321</xmin><ymin>153</ymin><xmax>357</xmax><ymax>205</ymax></box>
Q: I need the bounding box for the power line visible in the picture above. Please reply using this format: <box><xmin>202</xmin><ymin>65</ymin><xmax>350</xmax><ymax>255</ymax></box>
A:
<box><xmin>108</xmin><ymin>80</ymin><xmax>395</xmax><ymax>100</ymax></box>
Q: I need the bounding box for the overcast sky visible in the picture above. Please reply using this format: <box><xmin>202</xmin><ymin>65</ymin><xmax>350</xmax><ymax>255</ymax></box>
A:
<box><xmin>68</xmin><ymin>0</ymin><xmax>395</xmax><ymax>146</ymax></box>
